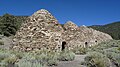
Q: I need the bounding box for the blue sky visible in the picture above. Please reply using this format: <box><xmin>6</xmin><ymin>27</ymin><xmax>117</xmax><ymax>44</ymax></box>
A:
<box><xmin>0</xmin><ymin>0</ymin><xmax>120</xmax><ymax>26</ymax></box>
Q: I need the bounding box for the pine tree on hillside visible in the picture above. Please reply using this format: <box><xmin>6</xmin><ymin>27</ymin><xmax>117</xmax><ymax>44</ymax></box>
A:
<box><xmin>0</xmin><ymin>13</ymin><xmax>18</xmax><ymax>36</ymax></box>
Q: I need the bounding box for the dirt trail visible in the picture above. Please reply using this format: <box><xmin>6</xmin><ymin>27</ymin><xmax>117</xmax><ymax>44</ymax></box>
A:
<box><xmin>52</xmin><ymin>55</ymin><xmax>87</xmax><ymax>67</ymax></box>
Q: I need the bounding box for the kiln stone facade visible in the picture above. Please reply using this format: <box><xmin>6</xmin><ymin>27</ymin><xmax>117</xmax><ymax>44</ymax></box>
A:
<box><xmin>12</xmin><ymin>9</ymin><xmax>113</xmax><ymax>51</ymax></box>
<box><xmin>62</xmin><ymin>21</ymin><xmax>113</xmax><ymax>50</ymax></box>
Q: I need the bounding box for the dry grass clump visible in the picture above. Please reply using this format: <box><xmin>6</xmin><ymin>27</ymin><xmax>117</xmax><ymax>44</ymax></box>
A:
<box><xmin>58</xmin><ymin>50</ymin><xmax>75</xmax><ymax>61</ymax></box>
<box><xmin>83</xmin><ymin>52</ymin><xmax>110</xmax><ymax>67</ymax></box>
<box><xmin>0</xmin><ymin>49</ymin><xmax>75</xmax><ymax>67</ymax></box>
<box><xmin>72</xmin><ymin>47</ymin><xmax>87</xmax><ymax>55</ymax></box>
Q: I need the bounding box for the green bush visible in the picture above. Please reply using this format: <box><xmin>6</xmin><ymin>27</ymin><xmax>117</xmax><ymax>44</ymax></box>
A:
<box><xmin>58</xmin><ymin>50</ymin><xmax>75</xmax><ymax>61</ymax></box>
<box><xmin>84</xmin><ymin>52</ymin><xmax>110</xmax><ymax>67</ymax></box>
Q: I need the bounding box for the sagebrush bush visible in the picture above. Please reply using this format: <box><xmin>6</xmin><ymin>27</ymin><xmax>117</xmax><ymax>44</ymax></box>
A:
<box><xmin>0</xmin><ymin>49</ymin><xmax>76</xmax><ymax>67</ymax></box>
<box><xmin>16</xmin><ymin>59</ymin><xmax>44</xmax><ymax>67</ymax></box>
<box><xmin>2</xmin><ymin>54</ymin><xmax>17</xmax><ymax>64</ymax></box>
<box><xmin>15</xmin><ymin>51</ymin><xmax>57</xmax><ymax>67</ymax></box>
<box><xmin>84</xmin><ymin>52</ymin><xmax>110</xmax><ymax>67</ymax></box>
<box><xmin>0</xmin><ymin>49</ymin><xmax>59</xmax><ymax>67</ymax></box>
<box><xmin>82</xmin><ymin>40</ymin><xmax>120</xmax><ymax>67</ymax></box>
<box><xmin>97</xmin><ymin>40</ymin><xmax>120</xmax><ymax>49</ymax></box>
<box><xmin>72</xmin><ymin>47</ymin><xmax>87</xmax><ymax>54</ymax></box>
<box><xmin>106</xmin><ymin>47</ymin><xmax>120</xmax><ymax>53</ymax></box>
<box><xmin>58</xmin><ymin>50</ymin><xmax>75</xmax><ymax>61</ymax></box>
<box><xmin>32</xmin><ymin>49</ymin><xmax>59</xmax><ymax>66</ymax></box>
<box><xmin>10</xmin><ymin>51</ymin><xmax>24</xmax><ymax>59</ymax></box>
<box><xmin>105</xmin><ymin>51</ymin><xmax>120</xmax><ymax>67</ymax></box>
<box><xmin>0</xmin><ymin>51</ymin><xmax>11</xmax><ymax>62</ymax></box>
<box><xmin>0</xmin><ymin>49</ymin><xmax>18</xmax><ymax>67</ymax></box>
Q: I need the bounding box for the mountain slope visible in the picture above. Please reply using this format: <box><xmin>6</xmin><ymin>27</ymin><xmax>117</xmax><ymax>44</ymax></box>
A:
<box><xmin>89</xmin><ymin>21</ymin><xmax>120</xmax><ymax>40</ymax></box>
<box><xmin>0</xmin><ymin>14</ymin><xmax>28</xmax><ymax>36</ymax></box>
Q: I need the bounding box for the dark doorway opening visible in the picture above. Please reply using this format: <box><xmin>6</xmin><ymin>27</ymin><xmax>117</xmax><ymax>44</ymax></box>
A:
<box><xmin>62</xmin><ymin>41</ymin><xmax>66</xmax><ymax>51</ymax></box>
<box><xmin>85</xmin><ymin>42</ymin><xmax>88</xmax><ymax>47</ymax></box>
<box><xmin>95</xmin><ymin>41</ymin><xmax>97</xmax><ymax>43</ymax></box>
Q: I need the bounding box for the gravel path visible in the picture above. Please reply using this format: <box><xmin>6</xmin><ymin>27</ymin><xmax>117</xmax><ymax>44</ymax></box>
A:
<box><xmin>51</xmin><ymin>55</ymin><xmax>87</xmax><ymax>67</ymax></box>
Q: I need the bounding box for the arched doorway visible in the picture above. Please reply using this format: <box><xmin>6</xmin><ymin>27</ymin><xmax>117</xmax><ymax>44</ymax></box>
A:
<box><xmin>85</xmin><ymin>42</ymin><xmax>88</xmax><ymax>47</ymax></box>
<box><xmin>95</xmin><ymin>40</ymin><xmax>97</xmax><ymax>43</ymax></box>
<box><xmin>62</xmin><ymin>41</ymin><xmax>66</xmax><ymax>51</ymax></box>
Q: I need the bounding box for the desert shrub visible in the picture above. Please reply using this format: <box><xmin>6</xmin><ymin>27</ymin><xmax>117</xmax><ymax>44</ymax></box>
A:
<box><xmin>32</xmin><ymin>49</ymin><xmax>59</xmax><ymax>66</ymax></box>
<box><xmin>1</xmin><ymin>54</ymin><xmax>17</xmax><ymax>67</ymax></box>
<box><xmin>16</xmin><ymin>49</ymin><xmax>59</xmax><ymax>66</ymax></box>
<box><xmin>10</xmin><ymin>51</ymin><xmax>24</xmax><ymax>59</ymax></box>
<box><xmin>103</xmin><ymin>40</ymin><xmax>119</xmax><ymax>47</ymax></box>
<box><xmin>16</xmin><ymin>59</ymin><xmax>44</xmax><ymax>67</ymax></box>
<box><xmin>0</xmin><ymin>49</ymin><xmax>18</xmax><ymax>67</ymax></box>
<box><xmin>118</xmin><ymin>47</ymin><xmax>120</xmax><ymax>51</ymax></box>
<box><xmin>58</xmin><ymin>50</ymin><xmax>75</xmax><ymax>61</ymax></box>
<box><xmin>84</xmin><ymin>52</ymin><xmax>110</xmax><ymax>67</ymax></box>
<box><xmin>35</xmin><ymin>52</ymin><xmax>58</xmax><ymax>66</ymax></box>
<box><xmin>0</xmin><ymin>49</ymin><xmax>58</xmax><ymax>66</ymax></box>
<box><xmin>105</xmin><ymin>47</ymin><xmax>120</xmax><ymax>54</ymax></box>
<box><xmin>46</xmin><ymin>52</ymin><xmax>58</xmax><ymax>66</ymax></box>
<box><xmin>88</xmin><ymin>40</ymin><xmax>120</xmax><ymax>53</ymax></box>
<box><xmin>87</xmin><ymin>47</ymin><xmax>105</xmax><ymax>54</ymax></box>
<box><xmin>72</xmin><ymin>47</ymin><xmax>87</xmax><ymax>54</ymax></box>
<box><xmin>16</xmin><ymin>53</ymin><xmax>44</xmax><ymax>67</ymax></box>
<box><xmin>0</xmin><ymin>62</ymin><xmax>8</xmax><ymax>67</ymax></box>
<box><xmin>0</xmin><ymin>51</ymin><xmax>10</xmax><ymax>62</ymax></box>
<box><xmin>0</xmin><ymin>41</ymin><xmax>4</xmax><ymax>45</ymax></box>
<box><xmin>90</xmin><ymin>40</ymin><xmax>120</xmax><ymax>51</ymax></box>
<box><xmin>84</xmin><ymin>40</ymin><xmax>120</xmax><ymax>67</ymax></box>
<box><xmin>0</xmin><ymin>49</ymin><xmax>75</xmax><ymax>67</ymax></box>
<box><xmin>2</xmin><ymin>54</ymin><xmax>18</xmax><ymax>63</ymax></box>
<box><xmin>105</xmin><ymin>50</ymin><xmax>120</xmax><ymax>67</ymax></box>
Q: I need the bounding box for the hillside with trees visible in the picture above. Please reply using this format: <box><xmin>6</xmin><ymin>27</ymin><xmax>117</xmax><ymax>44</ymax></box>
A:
<box><xmin>89</xmin><ymin>21</ymin><xmax>120</xmax><ymax>40</ymax></box>
<box><xmin>0</xmin><ymin>14</ymin><xmax>28</xmax><ymax>36</ymax></box>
